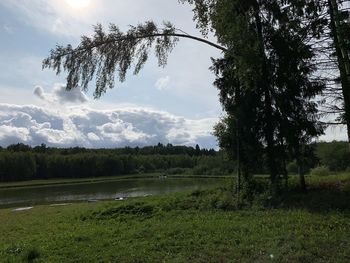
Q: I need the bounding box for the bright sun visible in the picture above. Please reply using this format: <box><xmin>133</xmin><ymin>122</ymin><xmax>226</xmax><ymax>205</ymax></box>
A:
<box><xmin>65</xmin><ymin>0</ymin><xmax>91</xmax><ymax>9</ymax></box>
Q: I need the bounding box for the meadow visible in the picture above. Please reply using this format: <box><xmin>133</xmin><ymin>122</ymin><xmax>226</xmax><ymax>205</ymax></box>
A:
<box><xmin>0</xmin><ymin>174</ymin><xmax>349</xmax><ymax>262</ymax></box>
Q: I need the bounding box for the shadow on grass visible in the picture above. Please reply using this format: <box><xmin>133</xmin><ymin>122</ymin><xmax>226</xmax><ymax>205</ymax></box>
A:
<box><xmin>280</xmin><ymin>181</ymin><xmax>350</xmax><ymax>213</ymax></box>
<box><xmin>164</xmin><ymin>176</ymin><xmax>350</xmax><ymax>214</ymax></box>
<box><xmin>88</xmin><ymin>176</ymin><xmax>350</xmax><ymax>221</ymax></box>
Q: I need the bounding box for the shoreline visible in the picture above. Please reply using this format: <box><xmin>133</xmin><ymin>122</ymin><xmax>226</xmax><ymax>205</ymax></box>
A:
<box><xmin>0</xmin><ymin>174</ymin><xmax>231</xmax><ymax>190</ymax></box>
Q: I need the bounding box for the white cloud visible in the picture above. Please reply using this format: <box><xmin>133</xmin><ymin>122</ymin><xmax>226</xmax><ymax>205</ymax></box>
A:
<box><xmin>0</xmin><ymin>103</ymin><xmax>218</xmax><ymax>148</ymax></box>
<box><xmin>33</xmin><ymin>86</ymin><xmax>46</xmax><ymax>100</ymax></box>
<box><xmin>0</xmin><ymin>101</ymin><xmax>347</xmax><ymax>149</ymax></box>
<box><xmin>33</xmin><ymin>84</ymin><xmax>88</xmax><ymax>104</ymax></box>
<box><xmin>53</xmin><ymin>84</ymin><xmax>88</xmax><ymax>104</ymax></box>
<box><xmin>87</xmin><ymin>132</ymin><xmax>99</xmax><ymax>141</ymax></box>
<box><xmin>155</xmin><ymin>76</ymin><xmax>170</xmax><ymax>91</ymax></box>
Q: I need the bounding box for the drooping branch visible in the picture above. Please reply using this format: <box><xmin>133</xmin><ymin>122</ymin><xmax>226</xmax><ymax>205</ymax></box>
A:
<box><xmin>42</xmin><ymin>21</ymin><xmax>227</xmax><ymax>98</ymax></box>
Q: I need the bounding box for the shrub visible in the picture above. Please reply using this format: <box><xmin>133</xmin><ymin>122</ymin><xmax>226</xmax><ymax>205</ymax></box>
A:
<box><xmin>287</xmin><ymin>161</ymin><xmax>298</xmax><ymax>174</ymax></box>
<box><xmin>96</xmin><ymin>202</ymin><xmax>157</xmax><ymax>219</ymax></box>
<box><xmin>23</xmin><ymin>248</ymin><xmax>40</xmax><ymax>262</ymax></box>
<box><xmin>215</xmin><ymin>191</ymin><xmax>236</xmax><ymax>210</ymax></box>
<box><xmin>310</xmin><ymin>165</ymin><xmax>330</xmax><ymax>176</ymax></box>
<box><xmin>209</xmin><ymin>167</ymin><xmax>225</xmax><ymax>176</ymax></box>
<box><xmin>192</xmin><ymin>165</ymin><xmax>210</xmax><ymax>175</ymax></box>
<box><xmin>166</xmin><ymin>167</ymin><xmax>187</xmax><ymax>175</ymax></box>
<box><xmin>316</xmin><ymin>142</ymin><xmax>350</xmax><ymax>171</ymax></box>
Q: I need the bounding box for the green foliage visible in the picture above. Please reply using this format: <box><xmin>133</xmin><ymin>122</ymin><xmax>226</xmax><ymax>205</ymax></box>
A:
<box><xmin>166</xmin><ymin>167</ymin><xmax>188</xmax><ymax>175</ymax></box>
<box><xmin>43</xmin><ymin>21</ymin><xmax>180</xmax><ymax>98</ymax></box>
<box><xmin>197</xmin><ymin>0</ymin><xmax>325</xmax><ymax>192</ymax></box>
<box><xmin>316</xmin><ymin>141</ymin><xmax>350</xmax><ymax>171</ymax></box>
<box><xmin>0</xmin><ymin>144</ymin><xmax>230</xmax><ymax>182</ymax></box>
<box><xmin>191</xmin><ymin>165</ymin><xmax>210</xmax><ymax>175</ymax></box>
<box><xmin>286</xmin><ymin>161</ymin><xmax>299</xmax><ymax>174</ymax></box>
<box><xmin>310</xmin><ymin>166</ymin><xmax>330</xmax><ymax>177</ymax></box>
<box><xmin>2</xmin><ymin>141</ymin><xmax>350</xmax><ymax>183</ymax></box>
<box><xmin>95</xmin><ymin>202</ymin><xmax>157</xmax><ymax>219</ymax></box>
<box><xmin>7</xmin><ymin>143</ymin><xmax>32</xmax><ymax>152</ymax></box>
<box><xmin>161</xmin><ymin>186</ymin><xmax>238</xmax><ymax>211</ymax></box>
<box><xmin>0</xmin><ymin>152</ymin><xmax>36</xmax><ymax>181</ymax></box>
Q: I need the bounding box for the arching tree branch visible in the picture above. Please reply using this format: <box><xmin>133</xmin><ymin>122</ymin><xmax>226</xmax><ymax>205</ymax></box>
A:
<box><xmin>43</xmin><ymin>21</ymin><xmax>226</xmax><ymax>98</ymax></box>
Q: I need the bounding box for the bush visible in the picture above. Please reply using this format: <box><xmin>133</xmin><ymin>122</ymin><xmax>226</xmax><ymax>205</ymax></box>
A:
<box><xmin>166</xmin><ymin>167</ymin><xmax>187</xmax><ymax>175</ymax></box>
<box><xmin>316</xmin><ymin>142</ymin><xmax>350</xmax><ymax>171</ymax></box>
<box><xmin>23</xmin><ymin>248</ymin><xmax>40</xmax><ymax>262</ymax></box>
<box><xmin>287</xmin><ymin>161</ymin><xmax>298</xmax><ymax>174</ymax></box>
<box><xmin>310</xmin><ymin>166</ymin><xmax>330</xmax><ymax>176</ymax></box>
<box><xmin>215</xmin><ymin>191</ymin><xmax>236</xmax><ymax>210</ymax></box>
<box><xmin>209</xmin><ymin>167</ymin><xmax>225</xmax><ymax>176</ymax></box>
<box><xmin>192</xmin><ymin>165</ymin><xmax>210</xmax><ymax>175</ymax></box>
<box><xmin>95</xmin><ymin>202</ymin><xmax>157</xmax><ymax>219</ymax></box>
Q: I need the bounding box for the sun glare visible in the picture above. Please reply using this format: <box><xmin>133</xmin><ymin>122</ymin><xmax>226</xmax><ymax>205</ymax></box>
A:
<box><xmin>65</xmin><ymin>0</ymin><xmax>92</xmax><ymax>9</ymax></box>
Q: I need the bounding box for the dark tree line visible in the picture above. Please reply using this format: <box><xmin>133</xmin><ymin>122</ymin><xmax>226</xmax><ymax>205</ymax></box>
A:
<box><xmin>5</xmin><ymin>143</ymin><xmax>216</xmax><ymax>156</ymax></box>
<box><xmin>0</xmin><ymin>144</ymin><xmax>232</xmax><ymax>182</ymax></box>
<box><xmin>0</xmin><ymin>142</ymin><xmax>348</xmax><ymax>182</ymax></box>
<box><xmin>315</xmin><ymin>141</ymin><xmax>350</xmax><ymax>171</ymax></box>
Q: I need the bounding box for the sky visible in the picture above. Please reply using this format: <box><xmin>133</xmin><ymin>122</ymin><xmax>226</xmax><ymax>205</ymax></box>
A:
<box><xmin>0</xmin><ymin>0</ymin><xmax>347</xmax><ymax>149</ymax></box>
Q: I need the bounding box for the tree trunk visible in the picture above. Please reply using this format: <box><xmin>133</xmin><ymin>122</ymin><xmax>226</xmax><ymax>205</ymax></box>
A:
<box><xmin>295</xmin><ymin>145</ymin><xmax>307</xmax><ymax>192</ymax></box>
<box><xmin>282</xmin><ymin>148</ymin><xmax>289</xmax><ymax>190</ymax></box>
<box><xmin>236</xmin><ymin>85</ymin><xmax>241</xmax><ymax>196</ymax></box>
<box><xmin>329</xmin><ymin>0</ymin><xmax>350</xmax><ymax>147</ymax></box>
<box><xmin>298</xmin><ymin>164</ymin><xmax>306</xmax><ymax>192</ymax></box>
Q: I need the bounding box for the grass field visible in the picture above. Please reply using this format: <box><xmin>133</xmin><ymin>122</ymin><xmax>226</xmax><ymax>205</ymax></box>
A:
<box><xmin>0</xmin><ymin>174</ymin><xmax>349</xmax><ymax>262</ymax></box>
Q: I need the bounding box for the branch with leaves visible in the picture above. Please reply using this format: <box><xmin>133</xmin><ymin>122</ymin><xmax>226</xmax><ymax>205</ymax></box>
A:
<box><xmin>42</xmin><ymin>21</ymin><xmax>226</xmax><ymax>98</ymax></box>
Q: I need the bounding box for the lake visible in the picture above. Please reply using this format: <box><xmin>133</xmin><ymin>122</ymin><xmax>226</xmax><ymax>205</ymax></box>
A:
<box><xmin>0</xmin><ymin>177</ymin><xmax>225</xmax><ymax>208</ymax></box>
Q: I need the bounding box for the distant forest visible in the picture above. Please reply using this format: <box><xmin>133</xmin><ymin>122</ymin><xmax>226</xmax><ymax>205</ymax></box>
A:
<box><xmin>0</xmin><ymin>141</ymin><xmax>349</xmax><ymax>182</ymax></box>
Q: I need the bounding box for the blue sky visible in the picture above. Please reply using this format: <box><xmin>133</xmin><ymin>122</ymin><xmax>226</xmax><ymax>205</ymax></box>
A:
<box><xmin>0</xmin><ymin>0</ymin><xmax>347</xmax><ymax>148</ymax></box>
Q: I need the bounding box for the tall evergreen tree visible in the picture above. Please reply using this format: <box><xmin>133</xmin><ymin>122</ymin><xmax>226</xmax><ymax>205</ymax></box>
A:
<box><xmin>327</xmin><ymin>0</ymin><xmax>350</xmax><ymax>144</ymax></box>
<box><xmin>186</xmin><ymin>0</ymin><xmax>325</xmax><ymax>191</ymax></box>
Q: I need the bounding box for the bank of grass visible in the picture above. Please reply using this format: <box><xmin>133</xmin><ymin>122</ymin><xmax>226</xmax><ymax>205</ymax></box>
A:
<box><xmin>0</xmin><ymin>174</ymin><xmax>350</xmax><ymax>262</ymax></box>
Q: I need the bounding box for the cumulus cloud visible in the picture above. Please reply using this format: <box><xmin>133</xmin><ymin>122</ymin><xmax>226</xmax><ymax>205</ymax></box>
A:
<box><xmin>0</xmin><ymin>103</ymin><xmax>218</xmax><ymax>148</ymax></box>
<box><xmin>33</xmin><ymin>86</ymin><xmax>46</xmax><ymax>100</ymax></box>
<box><xmin>33</xmin><ymin>84</ymin><xmax>88</xmax><ymax>104</ymax></box>
<box><xmin>155</xmin><ymin>76</ymin><xmax>170</xmax><ymax>91</ymax></box>
<box><xmin>53</xmin><ymin>84</ymin><xmax>88</xmax><ymax>103</ymax></box>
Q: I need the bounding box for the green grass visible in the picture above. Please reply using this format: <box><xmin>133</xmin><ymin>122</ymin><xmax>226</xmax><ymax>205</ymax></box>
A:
<box><xmin>0</xmin><ymin>174</ymin><xmax>350</xmax><ymax>262</ymax></box>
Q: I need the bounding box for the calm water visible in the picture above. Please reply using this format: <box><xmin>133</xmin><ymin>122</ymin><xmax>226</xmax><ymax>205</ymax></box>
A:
<box><xmin>0</xmin><ymin>177</ymin><xmax>224</xmax><ymax>208</ymax></box>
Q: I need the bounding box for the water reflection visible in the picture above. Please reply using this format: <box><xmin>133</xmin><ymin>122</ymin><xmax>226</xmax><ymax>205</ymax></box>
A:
<box><xmin>0</xmin><ymin>177</ymin><xmax>223</xmax><ymax>208</ymax></box>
